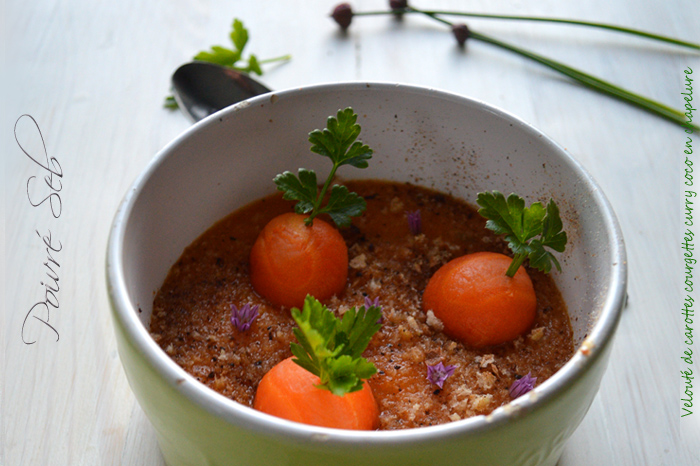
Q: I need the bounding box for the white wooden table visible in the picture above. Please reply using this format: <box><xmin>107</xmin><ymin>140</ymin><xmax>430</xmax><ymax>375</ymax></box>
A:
<box><xmin>4</xmin><ymin>1</ymin><xmax>699</xmax><ymax>464</ymax></box>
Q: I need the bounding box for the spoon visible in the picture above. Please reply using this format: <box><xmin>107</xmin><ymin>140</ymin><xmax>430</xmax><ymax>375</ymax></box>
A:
<box><xmin>171</xmin><ymin>62</ymin><xmax>272</xmax><ymax>122</ymax></box>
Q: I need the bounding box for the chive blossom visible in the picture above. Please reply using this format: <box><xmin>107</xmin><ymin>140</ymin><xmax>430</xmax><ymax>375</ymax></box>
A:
<box><xmin>427</xmin><ymin>361</ymin><xmax>457</xmax><ymax>388</ymax></box>
<box><xmin>364</xmin><ymin>295</ymin><xmax>380</xmax><ymax>309</ymax></box>
<box><xmin>364</xmin><ymin>295</ymin><xmax>383</xmax><ymax>323</ymax></box>
<box><xmin>406</xmin><ymin>209</ymin><xmax>422</xmax><ymax>235</ymax></box>
<box><xmin>389</xmin><ymin>0</ymin><xmax>408</xmax><ymax>17</ymax></box>
<box><xmin>331</xmin><ymin>3</ymin><xmax>353</xmax><ymax>31</ymax></box>
<box><xmin>451</xmin><ymin>23</ymin><xmax>470</xmax><ymax>47</ymax></box>
<box><xmin>230</xmin><ymin>303</ymin><xmax>260</xmax><ymax>332</ymax></box>
<box><xmin>509</xmin><ymin>372</ymin><xmax>537</xmax><ymax>398</ymax></box>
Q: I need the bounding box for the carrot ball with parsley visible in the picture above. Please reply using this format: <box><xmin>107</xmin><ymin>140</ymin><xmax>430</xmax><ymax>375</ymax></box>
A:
<box><xmin>254</xmin><ymin>296</ymin><xmax>382</xmax><ymax>430</ymax></box>
<box><xmin>423</xmin><ymin>191</ymin><xmax>567</xmax><ymax>348</ymax></box>
<box><xmin>250</xmin><ymin>213</ymin><xmax>348</xmax><ymax>308</ymax></box>
<box><xmin>255</xmin><ymin>357</ymin><xmax>379</xmax><ymax>430</ymax></box>
<box><xmin>424</xmin><ymin>251</ymin><xmax>537</xmax><ymax>347</ymax></box>
<box><xmin>250</xmin><ymin>108</ymin><xmax>373</xmax><ymax>309</ymax></box>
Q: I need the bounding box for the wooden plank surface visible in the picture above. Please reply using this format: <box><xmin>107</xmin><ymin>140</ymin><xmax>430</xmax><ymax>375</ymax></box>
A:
<box><xmin>3</xmin><ymin>0</ymin><xmax>699</xmax><ymax>464</ymax></box>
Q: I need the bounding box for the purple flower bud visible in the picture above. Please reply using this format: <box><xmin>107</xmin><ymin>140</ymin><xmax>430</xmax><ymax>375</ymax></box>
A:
<box><xmin>230</xmin><ymin>303</ymin><xmax>260</xmax><ymax>332</ymax></box>
<box><xmin>364</xmin><ymin>296</ymin><xmax>380</xmax><ymax>309</ymax></box>
<box><xmin>509</xmin><ymin>372</ymin><xmax>537</xmax><ymax>398</ymax></box>
<box><xmin>331</xmin><ymin>3</ymin><xmax>353</xmax><ymax>31</ymax></box>
<box><xmin>452</xmin><ymin>23</ymin><xmax>470</xmax><ymax>47</ymax></box>
<box><xmin>406</xmin><ymin>209</ymin><xmax>421</xmax><ymax>235</ymax></box>
<box><xmin>427</xmin><ymin>361</ymin><xmax>457</xmax><ymax>389</ymax></box>
<box><xmin>364</xmin><ymin>296</ymin><xmax>383</xmax><ymax>323</ymax></box>
<box><xmin>389</xmin><ymin>0</ymin><xmax>408</xmax><ymax>10</ymax></box>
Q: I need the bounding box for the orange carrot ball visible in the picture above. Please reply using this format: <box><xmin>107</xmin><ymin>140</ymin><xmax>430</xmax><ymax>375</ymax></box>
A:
<box><xmin>423</xmin><ymin>251</ymin><xmax>537</xmax><ymax>348</ymax></box>
<box><xmin>250</xmin><ymin>213</ymin><xmax>348</xmax><ymax>309</ymax></box>
<box><xmin>254</xmin><ymin>357</ymin><xmax>379</xmax><ymax>430</ymax></box>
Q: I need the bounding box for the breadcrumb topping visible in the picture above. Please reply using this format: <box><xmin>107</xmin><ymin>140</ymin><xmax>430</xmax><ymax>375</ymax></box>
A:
<box><xmin>151</xmin><ymin>180</ymin><xmax>574</xmax><ymax>430</ymax></box>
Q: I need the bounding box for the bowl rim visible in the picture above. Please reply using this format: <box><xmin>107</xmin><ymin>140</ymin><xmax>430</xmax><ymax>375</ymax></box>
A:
<box><xmin>106</xmin><ymin>81</ymin><xmax>627</xmax><ymax>445</ymax></box>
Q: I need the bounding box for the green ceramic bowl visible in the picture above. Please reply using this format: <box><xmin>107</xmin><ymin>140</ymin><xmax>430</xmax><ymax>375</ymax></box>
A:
<box><xmin>107</xmin><ymin>82</ymin><xmax>626</xmax><ymax>466</ymax></box>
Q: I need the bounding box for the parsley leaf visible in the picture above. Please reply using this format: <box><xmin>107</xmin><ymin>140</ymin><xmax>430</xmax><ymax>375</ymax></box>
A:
<box><xmin>165</xmin><ymin>18</ymin><xmax>290</xmax><ymax>110</ymax></box>
<box><xmin>163</xmin><ymin>95</ymin><xmax>179</xmax><ymax>109</ymax></box>
<box><xmin>476</xmin><ymin>191</ymin><xmax>567</xmax><ymax>277</ymax></box>
<box><xmin>273</xmin><ymin>169</ymin><xmax>317</xmax><ymax>215</ymax></box>
<box><xmin>319</xmin><ymin>185</ymin><xmax>366</xmax><ymax>228</ymax></box>
<box><xmin>194</xmin><ymin>46</ymin><xmax>241</xmax><ymax>67</ymax></box>
<box><xmin>290</xmin><ymin>295</ymin><xmax>381</xmax><ymax>396</ymax></box>
<box><xmin>247</xmin><ymin>54</ymin><xmax>262</xmax><ymax>76</ymax></box>
<box><xmin>193</xmin><ymin>19</ymin><xmax>258</xmax><ymax>72</ymax></box>
<box><xmin>308</xmin><ymin>108</ymin><xmax>373</xmax><ymax>169</ymax></box>
<box><xmin>274</xmin><ymin>107</ymin><xmax>374</xmax><ymax>227</ymax></box>
<box><xmin>229</xmin><ymin>18</ymin><xmax>249</xmax><ymax>51</ymax></box>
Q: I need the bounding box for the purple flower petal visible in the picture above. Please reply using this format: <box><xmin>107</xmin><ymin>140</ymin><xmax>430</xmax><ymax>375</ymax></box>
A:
<box><xmin>406</xmin><ymin>209</ymin><xmax>422</xmax><ymax>235</ymax></box>
<box><xmin>509</xmin><ymin>372</ymin><xmax>537</xmax><ymax>398</ymax></box>
<box><xmin>364</xmin><ymin>296</ymin><xmax>383</xmax><ymax>323</ymax></box>
<box><xmin>364</xmin><ymin>296</ymin><xmax>380</xmax><ymax>309</ymax></box>
<box><xmin>427</xmin><ymin>361</ymin><xmax>457</xmax><ymax>389</ymax></box>
<box><xmin>230</xmin><ymin>303</ymin><xmax>260</xmax><ymax>332</ymax></box>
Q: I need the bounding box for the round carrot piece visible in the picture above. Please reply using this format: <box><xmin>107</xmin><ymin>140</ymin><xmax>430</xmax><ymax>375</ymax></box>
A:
<box><xmin>423</xmin><ymin>251</ymin><xmax>537</xmax><ymax>348</ymax></box>
<box><xmin>250</xmin><ymin>213</ymin><xmax>348</xmax><ymax>309</ymax></box>
<box><xmin>254</xmin><ymin>357</ymin><xmax>379</xmax><ymax>430</ymax></box>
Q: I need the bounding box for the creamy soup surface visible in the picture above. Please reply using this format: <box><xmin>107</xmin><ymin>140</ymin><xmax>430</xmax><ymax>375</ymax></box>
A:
<box><xmin>150</xmin><ymin>180</ymin><xmax>574</xmax><ymax>430</ymax></box>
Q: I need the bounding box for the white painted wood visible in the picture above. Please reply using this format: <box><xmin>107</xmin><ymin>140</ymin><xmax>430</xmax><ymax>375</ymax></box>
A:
<box><xmin>3</xmin><ymin>0</ymin><xmax>698</xmax><ymax>464</ymax></box>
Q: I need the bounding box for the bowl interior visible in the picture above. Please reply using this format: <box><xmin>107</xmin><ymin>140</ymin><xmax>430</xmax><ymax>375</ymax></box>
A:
<box><xmin>120</xmin><ymin>84</ymin><xmax>619</xmax><ymax>351</ymax></box>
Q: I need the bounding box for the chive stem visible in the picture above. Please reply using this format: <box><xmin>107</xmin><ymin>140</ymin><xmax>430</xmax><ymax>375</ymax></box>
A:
<box><xmin>409</xmin><ymin>7</ymin><xmax>699</xmax><ymax>130</ymax></box>
<box><xmin>357</xmin><ymin>9</ymin><xmax>700</xmax><ymax>50</ymax></box>
<box><xmin>469</xmin><ymin>30</ymin><xmax>698</xmax><ymax>129</ymax></box>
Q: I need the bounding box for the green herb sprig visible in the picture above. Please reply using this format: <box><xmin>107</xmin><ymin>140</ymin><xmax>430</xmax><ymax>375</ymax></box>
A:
<box><xmin>164</xmin><ymin>18</ymin><xmax>290</xmax><ymax>109</ymax></box>
<box><xmin>192</xmin><ymin>19</ymin><xmax>291</xmax><ymax>75</ymax></box>
<box><xmin>476</xmin><ymin>191</ymin><xmax>567</xmax><ymax>277</ymax></box>
<box><xmin>274</xmin><ymin>107</ymin><xmax>374</xmax><ymax>227</ymax></box>
<box><xmin>290</xmin><ymin>295</ymin><xmax>382</xmax><ymax>396</ymax></box>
